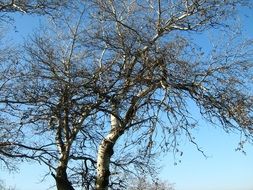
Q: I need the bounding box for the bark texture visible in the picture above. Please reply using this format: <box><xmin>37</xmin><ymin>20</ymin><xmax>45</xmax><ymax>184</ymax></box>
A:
<box><xmin>95</xmin><ymin>139</ymin><xmax>114</xmax><ymax>190</ymax></box>
<box><xmin>53</xmin><ymin>165</ymin><xmax>75</xmax><ymax>190</ymax></box>
<box><xmin>95</xmin><ymin>110</ymin><xmax>122</xmax><ymax>190</ymax></box>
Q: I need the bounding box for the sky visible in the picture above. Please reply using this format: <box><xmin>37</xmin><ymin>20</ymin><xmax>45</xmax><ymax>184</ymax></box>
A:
<box><xmin>1</xmin><ymin>5</ymin><xmax>253</xmax><ymax>190</ymax></box>
<box><xmin>160</xmin><ymin>122</ymin><xmax>253</xmax><ymax>190</ymax></box>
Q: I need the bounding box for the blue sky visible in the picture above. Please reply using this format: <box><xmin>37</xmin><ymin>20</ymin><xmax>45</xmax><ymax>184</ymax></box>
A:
<box><xmin>160</xmin><ymin>124</ymin><xmax>253</xmax><ymax>190</ymax></box>
<box><xmin>1</xmin><ymin>5</ymin><xmax>253</xmax><ymax>190</ymax></box>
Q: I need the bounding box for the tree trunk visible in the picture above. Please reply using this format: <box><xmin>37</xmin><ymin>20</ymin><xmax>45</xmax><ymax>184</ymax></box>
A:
<box><xmin>53</xmin><ymin>165</ymin><xmax>75</xmax><ymax>190</ymax></box>
<box><xmin>95</xmin><ymin>138</ymin><xmax>115</xmax><ymax>190</ymax></box>
<box><xmin>95</xmin><ymin>107</ymin><xmax>122</xmax><ymax>190</ymax></box>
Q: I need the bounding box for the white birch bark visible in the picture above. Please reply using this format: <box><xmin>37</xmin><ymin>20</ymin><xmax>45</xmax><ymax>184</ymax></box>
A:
<box><xmin>96</xmin><ymin>104</ymin><xmax>120</xmax><ymax>190</ymax></box>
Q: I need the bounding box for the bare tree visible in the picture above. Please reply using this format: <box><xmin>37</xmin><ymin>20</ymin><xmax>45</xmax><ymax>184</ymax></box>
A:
<box><xmin>89</xmin><ymin>1</ymin><xmax>253</xmax><ymax>189</ymax></box>
<box><xmin>0</xmin><ymin>1</ymin><xmax>253</xmax><ymax>190</ymax></box>
<box><xmin>0</xmin><ymin>0</ymin><xmax>71</xmax><ymax>184</ymax></box>
<box><xmin>127</xmin><ymin>177</ymin><xmax>174</xmax><ymax>190</ymax></box>
<box><xmin>0</xmin><ymin>3</ymin><xmax>101</xmax><ymax>189</ymax></box>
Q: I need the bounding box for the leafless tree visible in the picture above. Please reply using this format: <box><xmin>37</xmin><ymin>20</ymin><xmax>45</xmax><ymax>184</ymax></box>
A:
<box><xmin>89</xmin><ymin>1</ymin><xmax>253</xmax><ymax>189</ymax></box>
<box><xmin>0</xmin><ymin>0</ymin><xmax>70</xmax><ymax>183</ymax></box>
<box><xmin>127</xmin><ymin>177</ymin><xmax>174</xmax><ymax>190</ymax></box>
<box><xmin>0</xmin><ymin>3</ymin><xmax>101</xmax><ymax>189</ymax></box>
<box><xmin>0</xmin><ymin>1</ymin><xmax>253</xmax><ymax>190</ymax></box>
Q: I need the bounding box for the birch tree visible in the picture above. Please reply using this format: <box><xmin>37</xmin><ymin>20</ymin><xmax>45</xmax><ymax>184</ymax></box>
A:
<box><xmin>89</xmin><ymin>0</ymin><xmax>253</xmax><ymax>189</ymax></box>
<box><xmin>0</xmin><ymin>0</ymin><xmax>72</xmax><ymax>184</ymax></box>
<box><xmin>1</xmin><ymin>0</ymin><xmax>253</xmax><ymax>190</ymax></box>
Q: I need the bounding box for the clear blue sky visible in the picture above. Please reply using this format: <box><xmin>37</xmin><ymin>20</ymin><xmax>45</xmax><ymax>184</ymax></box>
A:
<box><xmin>1</xmin><ymin>6</ymin><xmax>253</xmax><ymax>190</ymax></box>
<box><xmin>160</xmin><ymin>123</ymin><xmax>253</xmax><ymax>190</ymax></box>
